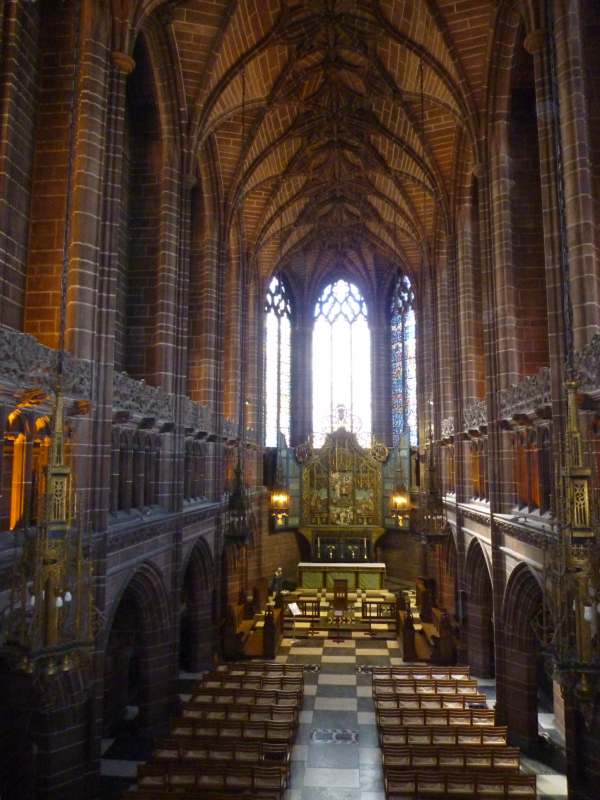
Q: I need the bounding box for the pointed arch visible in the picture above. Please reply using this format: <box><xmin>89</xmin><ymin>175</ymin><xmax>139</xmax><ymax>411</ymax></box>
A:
<box><xmin>464</xmin><ymin>537</ymin><xmax>495</xmax><ymax>677</ymax></box>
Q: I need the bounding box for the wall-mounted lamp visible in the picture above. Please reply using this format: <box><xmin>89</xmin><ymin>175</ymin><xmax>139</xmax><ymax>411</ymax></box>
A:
<box><xmin>390</xmin><ymin>486</ymin><xmax>411</xmax><ymax>526</ymax></box>
<box><xmin>270</xmin><ymin>487</ymin><xmax>290</xmax><ymax>526</ymax></box>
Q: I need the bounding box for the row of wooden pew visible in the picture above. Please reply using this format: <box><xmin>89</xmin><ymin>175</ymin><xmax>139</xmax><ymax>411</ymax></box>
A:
<box><xmin>373</xmin><ymin>663</ymin><xmax>537</xmax><ymax>798</ymax></box>
<box><xmin>124</xmin><ymin>661</ymin><xmax>305</xmax><ymax>800</ymax></box>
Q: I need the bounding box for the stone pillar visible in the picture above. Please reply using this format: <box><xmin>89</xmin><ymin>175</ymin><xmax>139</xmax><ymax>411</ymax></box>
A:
<box><xmin>291</xmin><ymin>307</ymin><xmax>313</xmax><ymax>446</ymax></box>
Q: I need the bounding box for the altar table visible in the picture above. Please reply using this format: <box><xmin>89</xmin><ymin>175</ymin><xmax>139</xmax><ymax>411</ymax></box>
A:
<box><xmin>297</xmin><ymin>562</ymin><xmax>386</xmax><ymax>590</ymax></box>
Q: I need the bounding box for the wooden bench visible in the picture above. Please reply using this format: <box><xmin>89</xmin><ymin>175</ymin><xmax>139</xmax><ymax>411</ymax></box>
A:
<box><xmin>127</xmin><ymin>792</ymin><xmax>278</xmax><ymax>800</ymax></box>
<box><xmin>296</xmin><ymin>598</ymin><xmax>321</xmax><ymax>617</ymax></box>
<box><xmin>216</xmin><ymin>662</ymin><xmax>304</xmax><ymax>677</ymax></box>
<box><xmin>374</xmin><ymin>693</ymin><xmax>488</xmax><ymax>711</ymax></box>
<box><xmin>378</xmin><ymin>725</ymin><xmax>508</xmax><ymax>747</ymax></box>
<box><xmin>381</xmin><ymin>744</ymin><xmax>521</xmax><ymax>771</ymax></box>
<box><xmin>199</xmin><ymin>673</ymin><xmax>303</xmax><ymax>694</ymax></box>
<box><xmin>154</xmin><ymin>737</ymin><xmax>290</xmax><ymax>767</ymax></box>
<box><xmin>137</xmin><ymin>762</ymin><xmax>288</xmax><ymax>799</ymax></box>
<box><xmin>362</xmin><ymin>600</ymin><xmax>397</xmax><ymax>620</ymax></box>
<box><xmin>373</xmin><ymin>678</ymin><xmax>479</xmax><ymax>696</ymax></box>
<box><xmin>190</xmin><ymin>687</ymin><xmax>302</xmax><ymax>708</ymax></box>
<box><xmin>181</xmin><ymin>702</ymin><xmax>298</xmax><ymax>725</ymax></box>
<box><xmin>372</xmin><ymin>666</ymin><xmax>470</xmax><ymax>681</ymax></box>
<box><xmin>171</xmin><ymin>716</ymin><xmax>296</xmax><ymax>743</ymax></box>
<box><xmin>384</xmin><ymin>769</ymin><xmax>536</xmax><ymax>798</ymax></box>
<box><xmin>375</xmin><ymin>708</ymin><xmax>496</xmax><ymax>728</ymax></box>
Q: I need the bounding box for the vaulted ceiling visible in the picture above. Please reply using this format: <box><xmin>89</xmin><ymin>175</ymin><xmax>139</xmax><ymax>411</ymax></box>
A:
<box><xmin>154</xmin><ymin>0</ymin><xmax>494</xmax><ymax>289</ymax></box>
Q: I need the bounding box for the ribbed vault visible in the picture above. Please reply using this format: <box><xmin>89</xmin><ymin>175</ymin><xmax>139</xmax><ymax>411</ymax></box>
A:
<box><xmin>141</xmin><ymin>0</ymin><xmax>494</xmax><ymax>290</ymax></box>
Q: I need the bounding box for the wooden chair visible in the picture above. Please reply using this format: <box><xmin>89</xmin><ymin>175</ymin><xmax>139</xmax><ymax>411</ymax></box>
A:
<box><xmin>332</xmin><ymin>579</ymin><xmax>349</xmax><ymax>623</ymax></box>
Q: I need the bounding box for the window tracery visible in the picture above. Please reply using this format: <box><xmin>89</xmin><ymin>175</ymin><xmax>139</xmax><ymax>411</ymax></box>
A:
<box><xmin>312</xmin><ymin>279</ymin><xmax>371</xmax><ymax>447</ymax></box>
<box><xmin>265</xmin><ymin>275</ymin><xmax>291</xmax><ymax>448</ymax></box>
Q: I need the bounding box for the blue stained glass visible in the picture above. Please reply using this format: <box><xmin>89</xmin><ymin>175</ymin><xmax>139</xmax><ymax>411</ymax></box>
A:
<box><xmin>391</xmin><ymin>275</ymin><xmax>417</xmax><ymax>447</ymax></box>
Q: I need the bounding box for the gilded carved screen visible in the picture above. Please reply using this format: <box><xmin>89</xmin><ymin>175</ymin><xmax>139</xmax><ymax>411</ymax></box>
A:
<box><xmin>297</xmin><ymin>429</ymin><xmax>387</xmax><ymax>527</ymax></box>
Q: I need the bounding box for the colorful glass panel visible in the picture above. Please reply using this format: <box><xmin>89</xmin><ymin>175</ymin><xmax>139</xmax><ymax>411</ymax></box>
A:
<box><xmin>265</xmin><ymin>275</ymin><xmax>292</xmax><ymax>447</ymax></box>
<box><xmin>391</xmin><ymin>274</ymin><xmax>417</xmax><ymax>447</ymax></box>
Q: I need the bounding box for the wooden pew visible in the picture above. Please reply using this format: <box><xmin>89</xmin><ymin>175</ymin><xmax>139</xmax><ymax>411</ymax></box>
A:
<box><xmin>153</xmin><ymin>737</ymin><xmax>290</xmax><ymax>767</ymax></box>
<box><xmin>198</xmin><ymin>673</ymin><xmax>303</xmax><ymax>695</ymax></box>
<box><xmin>137</xmin><ymin>762</ymin><xmax>288</xmax><ymax>798</ymax></box>
<box><xmin>372</xmin><ymin>665</ymin><xmax>470</xmax><ymax>681</ymax></box>
<box><xmin>378</xmin><ymin>725</ymin><xmax>508</xmax><ymax>747</ymax></box>
<box><xmin>384</xmin><ymin>769</ymin><xmax>536</xmax><ymax>798</ymax></box>
<box><xmin>374</xmin><ymin>693</ymin><xmax>488</xmax><ymax>711</ymax></box>
<box><xmin>128</xmin><ymin>792</ymin><xmax>277</xmax><ymax>800</ymax></box>
<box><xmin>375</xmin><ymin>707</ymin><xmax>496</xmax><ymax>728</ymax></box>
<box><xmin>181</xmin><ymin>702</ymin><xmax>298</xmax><ymax>725</ymax></box>
<box><xmin>170</xmin><ymin>717</ymin><xmax>296</xmax><ymax>744</ymax></box>
<box><xmin>189</xmin><ymin>687</ymin><xmax>302</xmax><ymax>708</ymax></box>
<box><xmin>381</xmin><ymin>744</ymin><xmax>521</xmax><ymax>771</ymax></box>
<box><xmin>372</xmin><ymin>678</ymin><xmax>480</xmax><ymax>697</ymax></box>
<box><xmin>216</xmin><ymin>662</ymin><xmax>304</xmax><ymax>677</ymax></box>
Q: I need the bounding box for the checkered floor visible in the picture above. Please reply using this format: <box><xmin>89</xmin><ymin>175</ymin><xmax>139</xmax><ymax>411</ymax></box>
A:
<box><xmin>100</xmin><ymin>636</ymin><xmax>568</xmax><ymax>800</ymax></box>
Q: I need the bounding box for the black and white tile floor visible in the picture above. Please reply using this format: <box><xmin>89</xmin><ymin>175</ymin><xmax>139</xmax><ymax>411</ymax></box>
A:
<box><xmin>100</xmin><ymin>636</ymin><xmax>568</xmax><ymax>799</ymax></box>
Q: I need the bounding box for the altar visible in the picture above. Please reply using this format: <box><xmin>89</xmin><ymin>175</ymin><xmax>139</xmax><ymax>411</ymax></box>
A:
<box><xmin>298</xmin><ymin>562</ymin><xmax>386</xmax><ymax>590</ymax></box>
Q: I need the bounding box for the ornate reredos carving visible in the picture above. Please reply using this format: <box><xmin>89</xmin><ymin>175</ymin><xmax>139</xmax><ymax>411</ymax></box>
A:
<box><xmin>300</xmin><ymin>428</ymin><xmax>386</xmax><ymax>528</ymax></box>
<box><xmin>575</xmin><ymin>333</ymin><xmax>600</xmax><ymax>394</ymax></box>
<box><xmin>463</xmin><ymin>399</ymin><xmax>487</xmax><ymax>432</ymax></box>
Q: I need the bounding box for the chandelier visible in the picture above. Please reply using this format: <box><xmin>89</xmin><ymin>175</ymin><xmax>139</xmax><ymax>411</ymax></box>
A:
<box><xmin>224</xmin><ymin>453</ymin><xmax>254</xmax><ymax>545</ymax></box>
<box><xmin>414</xmin><ymin>401</ymin><xmax>448</xmax><ymax>539</ymax></box>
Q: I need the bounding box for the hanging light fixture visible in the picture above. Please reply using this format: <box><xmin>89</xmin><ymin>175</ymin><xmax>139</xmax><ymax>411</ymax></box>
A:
<box><xmin>0</xmin><ymin>3</ymin><xmax>96</xmax><ymax>675</ymax></box>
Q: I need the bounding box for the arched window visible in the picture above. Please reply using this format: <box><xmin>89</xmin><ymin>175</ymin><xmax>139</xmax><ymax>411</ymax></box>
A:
<box><xmin>391</xmin><ymin>274</ymin><xmax>417</xmax><ymax>446</ymax></box>
<box><xmin>312</xmin><ymin>279</ymin><xmax>371</xmax><ymax>447</ymax></box>
<box><xmin>265</xmin><ymin>275</ymin><xmax>291</xmax><ymax>447</ymax></box>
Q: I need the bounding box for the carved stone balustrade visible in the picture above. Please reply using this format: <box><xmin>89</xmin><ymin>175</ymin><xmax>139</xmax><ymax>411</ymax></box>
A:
<box><xmin>498</xmin><ymin>367</ymin><xmax>551</xmax><ymax>421</ymax></box>
<box><xmin>112</xmin><ymin>371</ymin><xmax>174</xmax><ymax>428</ymax></box>
<box><xmin>463</xmin><ymin>399</ymin><xmax>487</xmax><ymax>433</ymax></box>
<box><xmin>441</xmin><ymin>416</ymin><xmax>455</xmax><ymax>440</ymax></box>
<box><xmin>575</xmin><ymin>333</ymin><xmax>600</xmax><ymax>396</ymax></box>
<box><xmin>0</xmin><ymin>325</ymin><xmax>91</xmax><ymax>401</ymax></box>
<box><xmin>182</xmin><ymin>395</ymin><xmax>211</xmax><ymax>437</ymax></box>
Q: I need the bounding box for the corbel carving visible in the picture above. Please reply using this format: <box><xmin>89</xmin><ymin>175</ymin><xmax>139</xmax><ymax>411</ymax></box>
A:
<box><xmin>111</xmin><ymin>51</ymin><xmax>135</xmax><ymax>74</ymax></box>
<box><xmin>523</xmin><ymin>29</ymin><xmax>546</xmax><ymax>55</ymax></box>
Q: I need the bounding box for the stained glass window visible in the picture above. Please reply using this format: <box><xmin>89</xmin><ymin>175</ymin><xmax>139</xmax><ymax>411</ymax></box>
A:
<box><xmin>391</xmin><ymin>274</ymin><xmax>417</xmax><ymax>447</ymax></box>
<box><xmin>265</xmin><ymin>275</ymin><xmax>291</xmax><ymax>448</ymax></box>
<box><xmin>312</xmin><ymin>279</ymin><xmax>371</xmax><ymax>447</ymax></box>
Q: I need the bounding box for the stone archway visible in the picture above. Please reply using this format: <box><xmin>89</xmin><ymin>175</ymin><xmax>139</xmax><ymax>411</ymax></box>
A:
<box><xmin>464</xmin><ymin>538</ymin><xmax>494</xmax><ymax>677</ymax></box>
<box><xmin>102</xmin><ymin>562</ymin><xmax>174</xmax><ymax>736</ymax></box>
<box><xmin>179</xmin><ymin>538</ymin><xmax>216</xmax><ymax>672</ymax></box>
<box><xmin>501</xmin><ymin>563</ymin><xmax>545</xmax><ymax>750</ymax></box>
